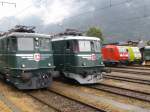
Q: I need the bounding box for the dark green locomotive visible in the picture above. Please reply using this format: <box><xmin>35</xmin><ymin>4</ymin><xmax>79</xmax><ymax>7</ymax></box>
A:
<box><xmin>0</xmin><ymin>32</ymin><xmax>54</xmax><ymax>89</ymax></box>
<box><xmin>52</xmin><ymin>35</ymin><xmax>109</xmax><ymax>84</ymax></box>
<box><xmin>141</xmin><ymin>46</ymin><xmax>150</xmax><ymax>65</ymax></box>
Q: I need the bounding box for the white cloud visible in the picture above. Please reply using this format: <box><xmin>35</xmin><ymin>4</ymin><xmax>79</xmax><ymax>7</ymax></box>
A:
<box><xmin>125</xmin><ymin>2</ymin><xmax>131</xmax><ymax>7</ymax></box>
<box><xmin>0</xmin><ymin>0</ymin><xmax>32</xmax><ymax>18</ymax></box>
<box><xmin>42</xmin><ymin>0</ymin><xmax>76</xmax><ymax>24</ymax></box>
<box><xmin>0</xmin><ymin>0</ymin><xmax>86</xmax><ymax>26</ymax></box>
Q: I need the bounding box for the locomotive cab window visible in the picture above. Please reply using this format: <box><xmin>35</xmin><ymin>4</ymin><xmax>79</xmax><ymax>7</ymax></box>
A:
<box><xmin>72</xmin><ymin>40</ymin><xmax>79</xmax><ymax>52</ymax></box>
<box><xmin>96</xmin><ymin>41</ymin><xmax>101</xmax><ymax>52</ymax></box>
<box><xmin>66</xmin><ymin>40</ymin><xmax>79</xmax><ymax>53</ymax></box>
<box><xmin>18</xmin><ymin>38</ymin><xmax>34</xmax><ymax>51</ymax></box>
<box><xmin>78</xmin><ymin>40</ymin><xmax>91</xmax><ymax>52</ymax></box>
<box><xmin>39</xmin><ymin>38</ymin><xmax>50</xmax><ymax>51</ymax></box>
<box><xmin>132</xmin><ymin>48</ymin><xmax>139</xmax><ymax>53</ymax></box>
<box><xmin>91</xmin><ymin>41</ymin><xmax>95</xmax><ymax>52</ymax></box>
<box><xmin>145</xmin><ymin>50</ymin><xmax>150</xmax><ymax>56</ymax></box>
<box><xmin>118</xmin><ymin>47</ymin><xmax>126</xmax><ymax>53</ymax></box>
<box><xmin>91</xmin><ymin>41</ymin><xmax>101</xmax><ymax>52</ymax></box>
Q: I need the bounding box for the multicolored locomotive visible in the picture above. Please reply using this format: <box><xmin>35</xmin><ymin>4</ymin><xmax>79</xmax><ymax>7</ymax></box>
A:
<box><xmin>102</xmin><ymin>45</ymin><xmax>129</xmax><ymax>65</ymax></box>
<box><xmin>0</xmin><ymin>26</ymin><xmax>55</xmax><ymax>89</ymax></box>
<box><xmin>126</xmin><ymin>46</ymin><xmax>141</xmax><ymax>64</ymax></box>
<box><xmin>101</xmin><ymin>44</ymin><xmax>144</xmax><ymax>66</ymax></box>
<box><xmin>52</xmin><ymin>30</ymin><xmax>110</xmax><ymax>84</ymax></box>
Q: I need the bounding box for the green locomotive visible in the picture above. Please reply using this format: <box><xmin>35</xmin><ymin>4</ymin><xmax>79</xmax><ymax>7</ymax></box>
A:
<box><xmin>141</xmin><ymin>46</ymin><xmax>150</xmax><ymax>65</ymax></box>
<box><xmin>0</xmin><ymin>31</ymin><xmax>54</xmax><ymax>89</ymax></box>
<box><xmin>52</xmin><ymin>31</ymin><xmax>109</xmax><ymax>84</ymax></box>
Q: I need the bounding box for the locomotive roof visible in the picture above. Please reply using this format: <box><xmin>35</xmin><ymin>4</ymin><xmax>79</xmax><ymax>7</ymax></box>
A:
<box><xmin>145</xmin><ymin>46</ymin><xmax>150</xmax><ymax>49</ymax></box>
<box><xmin>0</xmin><ymin>32</ymin><xmax>51</xmax><ymax>39</ymax></box>
<box><xmin>51</xmin><ymin>36</ymin><xmax>100</xmax><ymax>41</ymax></box>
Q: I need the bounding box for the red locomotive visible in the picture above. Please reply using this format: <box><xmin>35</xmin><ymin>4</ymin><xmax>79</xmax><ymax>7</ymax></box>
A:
<box><xmin>102</xmin><ymin>45</ymin><xmax>129</xmax><ymax>65</ymax></box>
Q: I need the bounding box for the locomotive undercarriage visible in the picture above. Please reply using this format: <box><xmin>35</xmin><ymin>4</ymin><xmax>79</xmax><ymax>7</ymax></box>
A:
<box><xmin>63</xmin><ymin>66</ymin><xmax>110</xmax><ymax>84</ymax></box>
<box><xmin>143</xmin><ymin>60</ymin><xmax>150</xmax><ymax>65</ymax></box>
<box><xmin>1</xmin><ymin>69</ymin><xmax>53</xmax><ymax>89</ymax></box>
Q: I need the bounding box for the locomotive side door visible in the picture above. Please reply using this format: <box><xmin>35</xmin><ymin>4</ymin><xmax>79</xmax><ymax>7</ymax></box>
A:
<box><xmin>64</xmin><ymin>40</ymin><xmax>72</xmax><ymax>71</ymax></box>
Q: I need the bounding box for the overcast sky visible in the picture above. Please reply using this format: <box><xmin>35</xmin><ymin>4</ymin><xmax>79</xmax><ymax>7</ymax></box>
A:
<box><xmin>0</xmin><ymin>0</ymin><xmax>150</xmax><ymax>42</ymax></box>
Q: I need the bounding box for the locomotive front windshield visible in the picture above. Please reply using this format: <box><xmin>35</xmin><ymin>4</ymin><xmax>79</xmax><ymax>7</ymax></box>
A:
<box><xmin>15</xmin><ymin>37</ymin><xmax>50</xmax><ymax>51</ymax></box>
<box><xmin>39</xmin><ymin>38</ymin><xmax>50</xmax><ymax>51</ymax></box>
<box><xmin>91</xmin><ymin>41</ymin><xmax>101</xmax><ymax>52</ymax></box>
<box><xmin>78</xmin><ymin>41</ymin><xmax>91</xmax><ymax>52</ymax></box>
<box><xmin>118</xmin><ymin>47</ymin><xmax>127</xmax><ymax>53</ymax></box>
<box><xmin>132</xmin><ymin>47</ymin><xmax>140</xmax><ymax>53</ymax></box>
<box><xmin>145</xmin><ymin>49</ymin><xmax>150</xmax><ymax>59</ymax></box>
<box><xmin>18</xmin><ymin>38</ymin><xmax>34</xmax><ymax>51</ymax></box>
<box><xmin>78</xmin><ymin>40</ymin><xmax>101</xmax><ymax>52</ymax></box>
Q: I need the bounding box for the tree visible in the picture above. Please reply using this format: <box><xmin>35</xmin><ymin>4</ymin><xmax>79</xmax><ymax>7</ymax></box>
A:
<box><xmin>147</xmin><ymin>40</ymin><xmax>150</xmax><ymax>46</ymax></box>
<box><xmin>86</xmin><ymin>27</ymin><xmax>104</xmax><ymax>41</ymax></box>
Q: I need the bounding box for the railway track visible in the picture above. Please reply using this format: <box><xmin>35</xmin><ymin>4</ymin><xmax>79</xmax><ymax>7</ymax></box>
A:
<box><xmin>13</xmin><ymin>77</ymin><xmax>150</xmax><ymax>112</ymax></box>
<box><xmin>116</xmin><ymin>65</ymin><xmax>150</xmax><ymax>71</ymax></box>
<box><xmin>27</xmin><ymin>92</ymin><xmax>60</xmax><ymax>112</ymax></box>
<box><xmin>0</xmin><ymin>80</ymin><xmax>58</xmax><ymax>112</ymax></box>
<box><xmin>0</xmin><ymin>71</ymin><xmax>150</xmax><ymax>112</ymax></box>
<box><xmin>110</xmin><ymin>67</ymin><xmax>150</xmax><ymax>75</ymax></box>
<box><xmin>104</xmin><ymin>72</ymin><xmax>150</xmax><ymax>85</ymax></box>
<box><xmin>100</xmin><ymin>79</ymin><xmax>150</xmax><ymax>94</ymax></box>
<box><xmin>0</xmin><ymin>93</ymin><xmax>22</xmax><ymax>112</ymax></box>
<box><xmin>104</xmin><ymin>74</ymin><xmax>150</xmax><ymax>85</ymax></box>
<box><xmin>27</xmin><ymin>90</ymin><xmax>100</xmax><ymax>112</ymax></box>
<box><xmin>49</xmin><ymin>81</ymin><xmax>150</xmax><ymax>112</ymax></box>
<box><xmin>110</xmin><ymin>65</ymin><xmax>150</xmax><ymax>70</ymax></box>
<box><xmin>90</xmin><ymin>84</ymin><xmax>150</xmax><ymax>102</ymax></box>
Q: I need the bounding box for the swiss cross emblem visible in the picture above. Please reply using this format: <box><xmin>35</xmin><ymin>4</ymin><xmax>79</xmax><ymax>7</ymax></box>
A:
<box><xmin>91</xmin><ymin>54</ymin><xmax>96</xmax><ymax>61</ymax></box>
<box><xmin>34</xmin><ymin>53</ymin><xmax>41</xmax><ymax>62</ymax></box>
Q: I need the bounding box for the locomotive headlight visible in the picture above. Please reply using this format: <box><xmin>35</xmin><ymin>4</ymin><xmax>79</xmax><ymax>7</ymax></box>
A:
<box><xmin>82</xmin><ymin>62</ymin><xmax>86</xmax><ymax>66</ymax></box>
<box><xmin>48</xmin><ymin>63</ymin><xmax>51</xmax><ymax>66</ymax></box>
<box><xmin>36</xmin><ymin>42</ymin><xmax>39</xmax><ymax>46</ymax></box>
<box><xmin>35</xmin><ymin>37</ymin><xmax>39</xmax><ymax>41</ymax></box>
<box><xmin>21</xmin><ymin>64</ymin><xmax>26</xmax><ymax>68</ymax></box>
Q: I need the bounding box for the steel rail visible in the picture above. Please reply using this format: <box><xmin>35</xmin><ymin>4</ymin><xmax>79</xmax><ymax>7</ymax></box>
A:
<box><xmin>27</xmin><ymin>93</ymin><xmax>62</xmax><ymax>112</ymax></box>
<box><xmin>110</xmin><ymin>68</ymin><xmax>150</xmax><ymax>75</ymax></box>
<box><xmin>89</xmin><ymin>84</ymin><xmax>150</xmax><ymax>102</ymax></box>
<box><xmin>48</xmin><ymin>81</ymin><xmax>150</xmax><ymax>112</ymax></box>
<box><xmin>104</xmin><ymin>75</ymin><xmax>150</xmax><ymax>85</ymax></box>
<box><xmin>114</xmin><ymin>66</ymin><xmax>150</xmax><ymax>71</ymax></box>
<box><xmin>47</xmin><ymin>89</ymin><xmax>102</xmax><ymax>112</ymax></box>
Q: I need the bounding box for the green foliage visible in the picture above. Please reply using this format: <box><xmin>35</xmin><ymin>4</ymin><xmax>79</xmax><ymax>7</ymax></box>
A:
<box><xmin>86</xmin><ymin>27</ymin><xmax>104</xmax><ymax>41</ymax></box>
<box><xmin>147</xmin><ymin>40</ymin><xmax>150</xmax><ymax>45</ymax></box>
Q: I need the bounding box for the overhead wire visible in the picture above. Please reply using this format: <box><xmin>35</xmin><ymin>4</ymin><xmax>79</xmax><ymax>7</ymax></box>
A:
<box><xmin>56</xmin><ymin>0</ymin><xmax>150</xmax><ymax>39</ymax></box>
<box><xmin>0</xmin><ymin>1</ymin><xmax>16</xmax><ymax>7</ymax></box>
<box><xmin>63</xmin><ymin>0</ymin><xmax>134</xmax><ymax>22</ymax></box>
<box><xmin>1</xmin><ymin>0</ymin><xmax>150</xmax><ymax>32</ymax></box>
<box><xmin>61</xmin><ymin>0</ymin><xmax>150</xmax><ymax>28</ymax></box>
<box><xmin>4</xmin><ymin>0</ymin><xmax>136</xmax><ymax>27</ymax></box>
<box><xmin>108</xmin><ymin>0</ymin><xmax>150</xmax><ymax>24</ymax></box>
<box><xmin>14</xmin><ymin>0</ymin><xmax>44</xmax><ymax>17</ymax></box>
